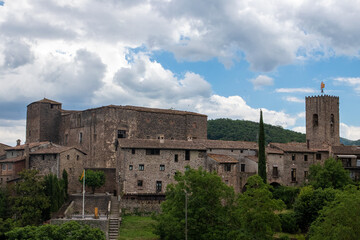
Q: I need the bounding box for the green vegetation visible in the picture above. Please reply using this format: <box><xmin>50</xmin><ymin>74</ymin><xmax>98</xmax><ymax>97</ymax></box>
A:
<box><xmin>258</xmin><ymin>110</ymin><xmax>267</xmax><ymax>183</ymax></box>
<box><xmin>43</xmin><ymin>174</ymin><xmax>66</xmax><ymax>219</ymax></box>
<box><xmin>272</xmin><ymin>186</ymin><xmax>300</xmax><ymax>209</ymax></box>
<box><xmin>308</xmin><ymin>186</ymin><xmax>360</xmax><ymax>240</ymax></box>
<box><xmin>309</xmin><ymin>158</ymin><xmax>353</xmax><ymax>189</ymax></box>
<box><xmin>207</xmin><ymin>118</ymin><xmax>306</xmax><ymax>143</ymax></box>
<box><xmin>62</xmin><ymin>169</ymin><xmax>69</xmax><ymax>199</ymax></box>
<box><xmin>79</xmin><ymin>169</ymin><xmax>106</xmax><ymax>194</ymax></box>
<box><xmin>155</xmin><ymin>169</ymin><xmax>284</xmax><ymax>240</ymax></box>
<box><xmin>119</xmin><ymin>216</ymin><xmax>159</xmax><ymax>240</ymax></box>
<box><xmin>5</xmin><ymin>221</ymin><xmax>105</xmax><ymax>240</ymax></box>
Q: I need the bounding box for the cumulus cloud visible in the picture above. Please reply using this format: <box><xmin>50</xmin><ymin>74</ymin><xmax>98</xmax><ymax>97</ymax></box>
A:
<box><xmin>0</xmin><ymin>119</ymin><xmax>25</xmax><ymax>146</ymax></box>
<box><xmin>292</xmin><ymin>126</ymin><xmax>305</xmax><ymax>134</ymax></box>
<box><xmin>334</xmin><ymin>77</ymin><xmax>360</xmax><ymax>93</ymax></box>
<box><xmin>276</xmin><ymin>88</ymin><xmax>315</xmax><ymax>93</ymax></box>
<box><xmin>340</xmin><ymin>123</ymin><xmax>360</xmax><ymax>141</ymax></box>
<box><xmin>2</xmin><ymin>39</ymin><xmax>34</xmax><ymax>68</ymax></box>
<box><xmin>251</xmin><ymin>75</ymin><xmax>274</xmax><ymax>90</ymax></box>
<box><xmin>285</xmin><ymin>96</ymin><xmax>304</xmax><ymax>103</ymax></box>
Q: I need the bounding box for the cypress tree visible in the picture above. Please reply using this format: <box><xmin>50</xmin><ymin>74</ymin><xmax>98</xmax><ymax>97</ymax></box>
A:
<box><xmin>62</xmin><ymin>169</ymin><xmax>69</xmax><ymax>199</ymax></box>
<box><xmin>258</xmin><ymin>110</ymin><xmax>267</xmax><ymax>183</ymax></box>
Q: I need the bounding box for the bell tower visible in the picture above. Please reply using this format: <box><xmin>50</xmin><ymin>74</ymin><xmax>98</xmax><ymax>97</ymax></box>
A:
<box><xmin>305</xmin><ymin>95</ymin><xmax>340</xmax><ymax>148</ymax></box>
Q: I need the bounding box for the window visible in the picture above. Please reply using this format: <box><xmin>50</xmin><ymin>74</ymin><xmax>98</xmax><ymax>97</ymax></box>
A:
<box><xmin>304</xmin><ymin>155</ymin><xmax>308</xmax><ymax>161</ymax></box>
<box><xmin>273</xmin><ymin>166</ymin><xmax>279</xmax><ymax>178</ymax></box>
<box><xmin>224</xmin><ymin>164</ymin><xmax>231</xmax><ymax>172</ymax></box>
<box><xmin>231</xmin><ymin>149</ymin><xmax>233</xmax><ymax>152</ymax></box>
<box><xmin>346</xmin><ymin>159</ymin><xmax>352</xmax><ymax>167</ymax></box>
<box><xmin>241</xmin><ymin>164</ymin><xmax>246</xmax><ymax>172</ymax></box>
<box><xmin>185</xmin><ymin>150</ymin><xmax>190</xmax><ymax>160</ymax></box>
<box><xmin>117</xmin><ymin>130</ymin><xmax>126</xmax><ymax>138</ymax></box>
<box><xmin>146</xmin><ymin>149</ymin><xmax>160</xmax><ymax>155</ymax></box>
<box><xmin>7</xmin><ymin>164</ymin><xmax>12</xmax><ymax>170</ymax></box>
<box><xmin>313</xmin><ymin>114</ymin><xmax>318</xmax><ymax>127</ymax></box>
<box><xmin>225</xmin><ymin>180</ymin><xmax>229</xmax><ymax>185</ymax></box>
<box><xmin>65</xmin><ymin>134</ymin><xmax>68</xmax><ymax>144</ymax></box>
<box><xmin>174</xmin><ymin>154</ymin><xmax>178</xmax><ymax>162</ymax></box>
<box><xmin>42</xmin><ymin>155</ymin><xmax>45</xmax><ymax>160</ymax></box>
<box><xmin>137</xmin><ymin>180</ymin><xmax>143</xmax><ymax>187</ymax></box>
<box><xmin>291</xmin><ymin>169</ymin><xmax>297</xmax><ymax>182</ymax></box>
<box><xmin>129</xmin><ymin>165</ymin><xmax>133</xmax><ymax>171</ymax></box>
<box><xmin>79</xmin><ymin>132</ymin><xmax>83</xmax><ymax>143</ymax></box>
<box><xmin>304</xmin><ymin>171</ymin><xmax>308</xmax><ymax>179</ymax></box>
<box><xmin>132</xmin><ymin>149</ymin><xmax>135</xmax><ymax>154</ymax></box>
<box><xmin>156</xmin><ymin>181</ymin><xmax>162</xmax><ymax>192</ymax></box>
<box><xmin>316</xmin><ymin>153</ymin><xmax>321</xmax><ymax>160</ymax></box>
<box><xmin>2</xmin><ymin>164</ymin><xmax>6</xmax><ymax>171</ymax></box>
<box><xmin>240</xmin><ymin>150</ymin><xmax>243</xmax><ymax>153</ymax></box>
<box><xmin>292</xmin><ymin>154</ymin><xmax>296</xmax><ymax>161</ymax></box>
<box><xmin>67</xmin><ymin>155</ymin><xmax>70</xmax><ymax>160</ymax></box>
<box><xmin>76</xmin><ymin>155</ymin><xmax>79</xmax><ymax>160</ymax></box>
<box><xmin>139</xmin><ymin>164</ymin><xmax>144</xmax><ymax>171</ymax></box>
<box><xmin>160</xmin><ymin>164</ymin><xmax>165</xmax><ymax>171</ymax></box>
<box><xmin>330</xmin><ymin>114</ymin><xmax>334</xmax><ymax>132</ymax></box>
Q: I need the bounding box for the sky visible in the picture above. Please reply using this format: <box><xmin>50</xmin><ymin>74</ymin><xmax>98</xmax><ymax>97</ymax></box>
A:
<box><xmin>1</xmin><ymin>0</ymin><xmax>360</xmax><ymax>146</ymax></box>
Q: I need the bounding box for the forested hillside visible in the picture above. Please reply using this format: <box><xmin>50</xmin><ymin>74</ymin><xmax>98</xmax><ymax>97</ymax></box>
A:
<box><xmin>207</xmin><ymin>118</ymin><xmax>359</xmax><ymax>145</ymax></box>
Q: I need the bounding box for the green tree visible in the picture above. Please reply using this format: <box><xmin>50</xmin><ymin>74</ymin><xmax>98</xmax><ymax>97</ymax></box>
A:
<box><xmin>79</xmin><ymin>170</ymin><xmax>106</xmax><ymax>194</ymax></box>
<box><xmin>308</xmin><ymin>186</ymin><xmax>360</xmax><ymax>240</ymax></box>
<box><xmin>154</xmin><ymin>167</ymin><xmax>236</xmax><ymax>240</ymax></box>
<box><xmin>6</xmin><ymin>221</ymin><xmax>106</xmax><ymax>240</ymax></box>
<box><xmin>0</xmin><ymin>187</ymin><xmax>12</xmax><ymax>219</ymax></box>
<box><xmin>258</xmin><ymin>110</ymin><xmax>267</xmax><ymax>183</ymax></box>
<box><xmin>44</xmin><ymin>174</ymin><xmax>66</xmax><ymax>218</ymax></box>
<box><xmin>309</xmin><ymin>158</ymin><xmax>353</xmax><ymax>189</ymax></box>
<box><xmin>272</xmin><ymin>185</ymin><xmax>300</xmax><ymax>209</ymax></box>
<box><xmin>62</xmin><ymin>169</ymin><xmax>69</xmax><ymax>199</ymax></box>
<box><xmin>229</xmin><ymin>175</ymin><xmax>285</xmax><ymax>239</ymax></box>
<box><xmin>293</xmin><ymin>186</ymin><xmax>337</xmax><ymax>232</ymax></box>
<box><xmin>11</xmin><ymin>169</ymin><xmax>50</xmax><ymax>226</ymax></box>
<box><xmin>0</xmin><ymin>218</ymin><xmax>18</xmax><ymax>240</ymax></box>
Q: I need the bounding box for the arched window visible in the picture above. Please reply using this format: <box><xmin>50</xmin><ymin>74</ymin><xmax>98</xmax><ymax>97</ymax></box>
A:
<box><xmin>313</xmin><ymin>114</ymin><xmax>318</xmax><ymax>127</ymax></box>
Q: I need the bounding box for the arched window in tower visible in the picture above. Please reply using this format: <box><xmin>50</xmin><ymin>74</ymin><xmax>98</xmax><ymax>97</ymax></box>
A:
<box><xmin>330</xmin><ymin>114</ymin><xmax>334</xmax><ymax>133</ymax></box>
<box><xmin>313</xmin><ymin>114</ymin><xmax>318</xmax><ymax>127</ymax></box>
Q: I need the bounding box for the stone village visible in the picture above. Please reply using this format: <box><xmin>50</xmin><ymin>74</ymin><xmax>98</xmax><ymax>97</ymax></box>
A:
<box><xmin>1</xmin><ymin>94</ymin><xmax>360</xmax><ymax>211</ymax></box>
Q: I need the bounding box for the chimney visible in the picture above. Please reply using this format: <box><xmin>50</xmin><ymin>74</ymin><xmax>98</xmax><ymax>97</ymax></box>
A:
<box><xmin>16</xmin><ymin>139</ymin><xmax>21</xmax><ymax>146</ymax></box>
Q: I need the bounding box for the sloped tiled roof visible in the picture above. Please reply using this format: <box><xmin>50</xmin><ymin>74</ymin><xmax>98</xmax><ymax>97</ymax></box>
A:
<box><xmin>208</xmin><ymin>154</ymin><xmax>238</xmax><ymax>163</ymax></box>
<box><xmin>331</xmin><ymin>145</ymin><xmax>360</xmax><ymax>155</ymax></box>
<box><xmin>118</xmin><ymin>139</ymin><xmax>207</xmax><ymax>150</ymax></box>
<box><xmin>197</xmin><ymin>139</ymin><xmax>258</xmax><ymax>150</ymax></box>
<box><xmin>269</xmin><ymin>142</ymin><xmax>316</xmax><ymax>153</ymax></box>
<box><xmin>266</xmin><ymin>147</ymin><xmax>284</xmax><ymax>154</ymax></box>
<box><xmin>5</xmin><ymin>142</ymin><xmax>50</xmax><ymax>151</ymax></box>
<box><xmin>0</xmin><ymin>156</ymin><xmax>25</xmax><ymax>163</ymax></box>
<box><xmin>244</xmin><ymin>155</ymin><xmax>258</xmax><ymax>163</ymax></box>
<box><xmin>30</xmin><ymin>146</ymin><xmax>87</xmax><ymax>155</ymax></box>
<box><xmin>32</xmin><ymin>98</ymin><xmax>61</xmax><ymax>105</ymax></box>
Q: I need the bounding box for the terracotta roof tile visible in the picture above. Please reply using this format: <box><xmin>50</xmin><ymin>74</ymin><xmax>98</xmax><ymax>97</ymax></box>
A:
<box><xmin>331</xmin><ymin>145</ymin><xmax>360</xmax><ymax>155</ymax></box>
<box><xmin>208</xmin><ymin>154</ymin><xmax>238</xmax><ymax>163</ymax></box>
<box><xmin>269</xmin><ymin>142</ymin><xmax>316</xmax><ymax>153</ymax></box>
<box><xmin>118</xmin><ymin>139</ymin><xmax>207</xmax><ymax>150</ymax></box>
<box><xmin>0</xmin><ymin>156</ymin><xmax>25</xmax><ymax>163</ymax></box>
<box><xmin>197</xmin><ymin>139</ymin><xmax>258</xmax><ymax>150</ymax></box>
<box><xmin>33</xmin><ymin>98</ymin><xmax>61</xmax><ymax>105</ymax></box>
<box><xmin>30</xmin><ymin>146</ymin><xmax>87</xmax><ymax>155</ymax></box>
<box><xmin>266</xmin><ymin>147</ymin><xmax>284</xmax><ymax>154</ymax></box>
<box><xmin>245</xmin><ymin>155</ymin><xmax>258</xmax><ymax>163</ymax></box>
<box><xmin>5</xmin><ymin>142</ymin><xmax>50</xmax><ymax>151</ymax></box>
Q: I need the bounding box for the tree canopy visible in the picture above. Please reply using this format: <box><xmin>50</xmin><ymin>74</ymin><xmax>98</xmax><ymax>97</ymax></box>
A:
<box><xmin>79</xmin><ymin>170</ymin><xmax>106</xmax><ymax>194</ymax></box>
<box><xmin>309</xmin><ymin>158</ymin><xmax>353</xmax><ymax>189</ymax></box>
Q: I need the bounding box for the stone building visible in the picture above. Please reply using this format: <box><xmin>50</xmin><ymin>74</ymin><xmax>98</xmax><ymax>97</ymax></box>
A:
<box><xmin>2</xmin><ymin>94</ymin><xmax>359</xmax><ymax>202</ymax></box>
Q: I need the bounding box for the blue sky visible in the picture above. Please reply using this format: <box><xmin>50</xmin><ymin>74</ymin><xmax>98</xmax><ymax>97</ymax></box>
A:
<box><xmin>1</xmin><ymin>0</ymin><xmax>360</xmax><ymax>145</ymax></box>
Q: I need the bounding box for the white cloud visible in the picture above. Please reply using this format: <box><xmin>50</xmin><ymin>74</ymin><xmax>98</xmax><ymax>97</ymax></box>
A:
<box><xmin>285</xmin><ymin>96</ymin><xmax>304</xmax><ymax>103</ymax></box>
<box><xmin>276</xmin><ymin>88</ymin><xmax>315</xmax><ymax>93</ymax></box>
<box><xmin>334</xmin><ymin>77</ymin><xmax>360</xmax><ymax>93</ymax></box>
<box><xmin>340</xmin><ymin>123</ymin><xmax>360</xmax><ymax>141</ymax></box>
<box><xmin>292</xmin><ymin>126</ymin><xmax>305</xmax><ymax>134</ymax></box>
<box><xmin>0</xmin><ymin>119</ymin><xmax>25</xmax><ymax>146</ymax></box>
<box><xmin>250</xmin><ymin>75</ymin><xmax>274</xmax><ymax>90</ymax></box>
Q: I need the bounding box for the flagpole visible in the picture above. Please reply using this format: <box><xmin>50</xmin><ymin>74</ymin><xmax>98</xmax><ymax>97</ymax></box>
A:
<box><xmin>82</xmin><ymin>169</ymin><xmax>85</xmax><ymax>219</ymax></box>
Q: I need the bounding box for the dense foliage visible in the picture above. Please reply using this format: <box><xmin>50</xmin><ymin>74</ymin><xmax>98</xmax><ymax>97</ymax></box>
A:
<box><xmin>43</xmin><ymin>174</ymin><xmax>66</xmax><ymax>219</ymax></box>
<box><xmin>308</xmin><ymin>186</ymin><xmax>360</xmax><ymax>240</ymax></box>
<box><xmin>11</xmin><ymin>169</ymin><xmax>50</xmax><ymax>226</ymax></box>
<box><xmin>272</xmin><ymin>186</ymin><xmax>300</xmax><ymax>209</ymax></box>
<box><xmin>258</xmin><ymin>111</ymin><xmax>267</xmax><ymax>183</ymax></box>
<box><xmin>79</xmin><ymin>169</ymin><xmax>106</xmax><ymax>194</ymax></box>
<box><xmin>62</xmin><ymin>169</ymin><xmax>69</xmax><ymax>199</ymax></box>
<box><xmin>279</xmin><ymin>211</ymin><xmax>299</xmax><ymax>234</ymax></box>
<box><xmin>309</xmin><ymin>158</ymin><xmax>353</xmax><ymax>189</ymax></box>
<box><xmin>155</xmin><ymin>169</ymin><xmax>284</xmax><ymax>240</ymax></box>
<box><xmin>207</xmin><ymin>118</ymin><xmax>306</xmax><ymax>143</ymax></box>
<box><xmin>293</xmin><ymin>186</ymin><xmax>337</xmax><ymax>232</ymax></box>
<box><xmin>5</xmin><ymin>221</ymin><xmax>106</xmax><ymax>240</ymax></box>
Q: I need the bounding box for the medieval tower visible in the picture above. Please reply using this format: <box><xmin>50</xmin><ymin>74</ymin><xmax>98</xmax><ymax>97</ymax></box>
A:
<box><xmin>306</xmin><ymin>95</ymin><xmax>340</xmax><ymax>148</ymax></box>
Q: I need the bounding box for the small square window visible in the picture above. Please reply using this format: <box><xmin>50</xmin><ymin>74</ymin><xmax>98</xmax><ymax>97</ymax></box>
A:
<box><xmin>139</xmin><ymin>164</ymin><xmax>144</xmax><ymax>171</ymax></box>
<box><xmin>292</xmin><ymin>154</ymin><xmax>296</xmax><ymax>161</ymax></box>
<box><xmin>7</xmin><ymin>164</ymin><xmax>12</xmax><ymax>170</ymax></box>
<box><xmin>42</xmin><ymin>155</ymin><xmax>45</xmax><ymax>160</ymax></box>
<box><xmin>156</xmin><ymin>181</ymin><xmax>162</xmax><ymax>192</ymax></box>
<box><xmin>291</xmin><ymin>168</ymin><xmax>297</xmax><ymax>182</ymax></box>
<box><xmin>146</xmin><ymin>149</ymin><xmax>160</xmax><ymax>155</ymax></box>
<box><xmin>304</xmin><ymin>171</ymin><xmax>308</xmax><ymax>179</ymax></box>
<box><xmin>240</xmin><ymin>150</ymin><xmax>244</xmax><ymax>153</ymax></box>
<box><xmin>132</xmin><ymin>149</ymin><xmax>135</xmax><ymax>154</ymax></box>
<box><xmin>174</xmin><ymin>154</ymin><xmax>178</xmax><ymax>162</ymax></box>
<box><xmin>118</xmin><ymin>130</ymin><xmax>126</xmax><ymax>138</ymax></box>
<box><xmin>76</xmin><ymin>155</ymin><xmax>79</xmax><ymax>160</ymax></box>
<box><xmin>67</xmin><ymin>155</ymin><xmax>70</xmax><ymax>160</ymax></box>
<box><xmin>160</xmin><ymin>164</ymin><xmax>165</xmax><ymax>171</ymax></box>
<box><xmin>1</xmin><ymin>164</ymin><xmax>5</xmax><ymax>171</ymax></box>
<box><xmin>185</xmin><ymin>150</ymin><xmax>190</xmax><ymax>160</ymax></box>
<box><xmin>224</xmin><ymin>164</ymin><xmax>231</xmax><ymax>172</ymax></box>
<box><xmin>304</xmin><ymin>155</ymin><xmax>308</xmax><ymax>161</ymax></box>
<box><xmin>129</xmin><ymin>165</ymin><xmax>133</xmax><ymax>171</ymax></box>
<box><xmin>273</xmin><ymin>166</ymin><xmax>279</xmax><ymax>178</ymax></box>
<box><xmin>316</xmin><ymin>153</ymin><xmax>321</xmax><ymax>160</ymax></box>
<box><xmin>137</xmin><ymin>180</ymin><xmax>143</xmax><ymax>187</ymax></box>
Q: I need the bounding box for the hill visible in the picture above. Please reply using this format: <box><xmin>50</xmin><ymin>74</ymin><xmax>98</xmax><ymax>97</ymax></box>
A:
<box><xmin>207</xmin><ymin>118</ymin><xmax>359</xmax><ymax>145</ymax></box>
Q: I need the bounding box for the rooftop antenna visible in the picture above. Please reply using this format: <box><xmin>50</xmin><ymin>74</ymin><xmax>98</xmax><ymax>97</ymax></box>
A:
<box><xmin>321</xmin><ymin>81</ymin><xmax>325</xmax><ymax>94</ymax></box>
